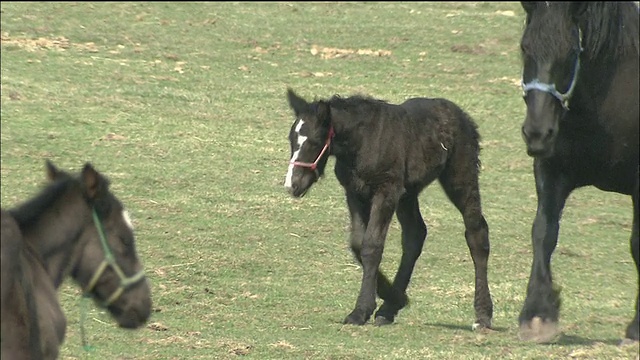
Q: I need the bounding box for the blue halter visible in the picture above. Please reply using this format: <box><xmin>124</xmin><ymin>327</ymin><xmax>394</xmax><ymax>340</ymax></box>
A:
<box><xmin>522</xmin><ymin>28</ymin><xmax>583</xmax><ymax>110</ymax></box>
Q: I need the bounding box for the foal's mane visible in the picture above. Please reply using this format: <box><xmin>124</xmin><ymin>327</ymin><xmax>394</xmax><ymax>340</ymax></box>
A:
<box><xmin>522</xmin><ymin>2</ymin><xmax>639</xmax><ymax>63</ymax></box>
<box><xmin>326</xmin><ymin>94</ymin><xmax>390</xmax><ymax>112</ymax></box>
<box><xmin>8</xmin><ymin>177</ymin><xmax>75</xmax><ymax>229</ymax></box>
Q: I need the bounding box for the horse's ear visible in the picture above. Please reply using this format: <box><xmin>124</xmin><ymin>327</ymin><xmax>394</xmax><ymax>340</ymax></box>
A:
<box><xmin>520</xmin><ymin>1</ymin><xmax>537</xmax><ymax>14</ymax></box>
<box><xmin>287</xmin><ymin>88</ymin><xmax>309</xmax><ymax>116</ymax></box>
<box><xmin>316</xmin><ymin>100</ymin><xmax>331</xmax><ymax>128</ymax></box>
<box><xmin>81</xmin><ymin>163</ymin><xmax>106</xmax><ymax>200</ymax></box>
<box><xmin>45</xmin><ymin>160</ymin><xmax>61</xmax><ymax>181</ymax></box>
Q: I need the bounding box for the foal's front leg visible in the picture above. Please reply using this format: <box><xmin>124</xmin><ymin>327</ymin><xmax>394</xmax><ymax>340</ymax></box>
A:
<box><xmin>374</xmin><ymin>193</ymin><xmax>424</xmax><ymax>325</ymax></box>
<box><xmin>344</xmin><ymin>191</ymin><xmax>397</xmax><ymax>325</ymax></box>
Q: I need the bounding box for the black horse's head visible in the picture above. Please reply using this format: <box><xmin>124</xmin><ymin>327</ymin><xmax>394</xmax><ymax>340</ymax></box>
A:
<box><xmin>520</xmin><ymin>2</ymin><xmax>586</xmax><ymax>157</ymax></box>
<box><xmin>46</xmin><ymin>161</ymin><xmax>152</xmax><ymax>329</ymax></box>
<box><xmin>284</xmin><ymin>88</ymin><xmax>333</xmax><ymax>198</ymax></box>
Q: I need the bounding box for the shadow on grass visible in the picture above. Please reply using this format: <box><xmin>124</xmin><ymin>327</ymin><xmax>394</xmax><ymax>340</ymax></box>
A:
<box><xmin>553</xmin><ymin>333</ymin><xmax>624</xmax><ymax>346</ymax></box>
<box><xmin>423</xmin><ymin>322</ymin><xmax>630</xmax><ymax>346</ymax></box>
<box><xmin>424</xmin><ymin>322</ymin><xmax>627</xmax><ymax>347</ymax></box>
<box><xmin>424</xmin><ymin>322</ymin><xmax>509</xmax><ymax>333</ymax></box>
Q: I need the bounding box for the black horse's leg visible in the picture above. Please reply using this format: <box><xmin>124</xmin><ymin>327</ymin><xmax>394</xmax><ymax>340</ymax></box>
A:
<box><xmin>624</xmin><ymin>177</ymin><xmax>639</xmax><ymax>342</ymax></box>
<box><xmin>518</xmin><ymin>158</ymin><xmax>573</xmax><ymax>342</ymax></box>
<box><xmin>344</xmin><ymin>190</ymin><xmax>398</xmax><ymax>325</ymax></box>
<box><xmin>439</xmin><ymin>166</ymin><xmax>493</xmax><ymax>330</ymax></box>
<box><xmin>374</xmin><ymin>192</ymin><xmax>425</xmax><ymax>325</ymax></box>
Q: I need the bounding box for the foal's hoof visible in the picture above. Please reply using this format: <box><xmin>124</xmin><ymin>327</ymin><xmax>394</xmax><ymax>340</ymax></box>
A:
<box><xmin>518</xmin><ymin>316</ymin><xmax>561</xmax><ymax>343</ymax></box>
<box><xmin>374</xmin><ymin>316</ymin><xmax>394</xmax><ymax>326</ymax></box>
<box><xmin>343</xmin><ymin>309</ymin><xmax>370</xmax><ymax>325</ymax></box>
<box><xmin>472</xmin><ymin>320</ymin><xmax>492</xmax><ymax>331</ymax></box>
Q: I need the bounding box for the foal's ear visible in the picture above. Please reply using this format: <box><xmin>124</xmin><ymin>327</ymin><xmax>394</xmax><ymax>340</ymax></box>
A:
<box><xmin>287</xmin><ymin>88</ymin><xmax>309</xmax><ymax>116</ymax></box>
<box><xmin>316</xmin><ymin>100</ymin><xmax>331</xmax><ymax>127</ymax></box>
<box><xmin>45</xmin><ymin>160</ymin><xmax>62</xmax><ymax>181</ymax></box>
<box><xmin>81</xmin><ymin>163</ymin><xmax>107</xmax><ymax>200</ymax></box>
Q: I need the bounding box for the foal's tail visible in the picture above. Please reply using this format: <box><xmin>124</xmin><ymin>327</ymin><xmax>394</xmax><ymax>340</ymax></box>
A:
<box><xmin>452</xmin><ymin>105</ymin><xmax>482</xmax><ymax>172</ymax></box>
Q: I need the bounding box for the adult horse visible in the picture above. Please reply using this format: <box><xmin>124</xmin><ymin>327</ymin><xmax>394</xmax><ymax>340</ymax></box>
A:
<box><xmin>518</xmin><ymin>2</ymin><xmax>639</xmax><ymax>343</ymax></box>
<box><xmin>1</xmin><ymin>161</ymin><xmax>152</xmax><ymax>359</ymax></box>
<box><xmin>283</xmin><ymin>89</ymin><xmax>493</xmax><ymax>329</ymax></box>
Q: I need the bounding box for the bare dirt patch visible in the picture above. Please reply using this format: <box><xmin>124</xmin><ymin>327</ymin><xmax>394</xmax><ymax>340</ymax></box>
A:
<box><xmin>1</xmin><ymin>32</ymin><xmax>70</xmax><ymax>51</ymax></box>
<box><xmin>1</xmin><ymin>32</ymin><xmax>115</xmax><ymax>53</ymax></box>
<box><xmin>309</xmin><ymin>45</ymin><xmax>391</xmax><ymax>59</ymax></box>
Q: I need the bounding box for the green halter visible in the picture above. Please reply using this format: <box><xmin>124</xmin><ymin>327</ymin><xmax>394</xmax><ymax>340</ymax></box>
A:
<box><xmin>83</xmin><ymin>208</ymin><xmax>146</xmax><ymax>306</ymax></box>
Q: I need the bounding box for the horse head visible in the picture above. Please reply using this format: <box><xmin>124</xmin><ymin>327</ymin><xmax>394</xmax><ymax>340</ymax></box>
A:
<box><xmin>284</xmin><ymin>89</ymin><xmax>334</xmax><ymax>197</ymax></box>
<box><xmin>520</xmin><ymin>2</ymin><xmax>587</xmax><ymax>157</ymax></box>
<box><xmin>46</xmin><ymin>161</ymin><xmax>152</xmax><ymax>329</ymax></box>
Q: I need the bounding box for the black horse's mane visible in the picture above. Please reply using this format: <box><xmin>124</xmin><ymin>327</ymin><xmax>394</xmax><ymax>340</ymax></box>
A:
<box><xmin>8</xmin><ymin>177</ymin><xmax>74</xmax><ymax>229</ymax></box>
<box><xmin>581</xmin><ymin>2</ymin><xmax>639</xmax><ymax>61</ymax></box>
<box><xmin>523</xmin><ymin>2</ymin><xmax>639</xmax><ymax>63</ymax></box>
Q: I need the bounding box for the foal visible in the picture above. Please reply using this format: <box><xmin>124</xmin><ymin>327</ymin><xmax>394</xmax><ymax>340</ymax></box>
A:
<box><xmin>284</xmin><ymin>89</ymin><xmax>493</xmax><ymax>329</ymax></box>
<box><xmin>1</xmin><ymin>161</ymin><xmax>152</xmax><ymax>359</ymax></box>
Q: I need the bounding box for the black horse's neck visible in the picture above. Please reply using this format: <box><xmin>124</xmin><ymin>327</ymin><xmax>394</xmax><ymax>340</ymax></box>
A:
<box><xmin>9</xmin><ymin>179</ymin><xmax>89</xmax><ymax>287</ymax></box>
<box><xmin>9</xmin><ymin>179</ymin><xmax>70</xmax><ymax>229</ymax></box>
<box><xmin>574</xmin><ymin>2</ymin><xmax>639</xmax><ymax>105</ymax></box>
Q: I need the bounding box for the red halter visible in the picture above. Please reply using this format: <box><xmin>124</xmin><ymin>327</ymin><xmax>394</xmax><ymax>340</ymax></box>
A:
<box><xmin>290</xmin><ymin>126</ymin><xmax>335</xmax><ymax>170</ymax></box>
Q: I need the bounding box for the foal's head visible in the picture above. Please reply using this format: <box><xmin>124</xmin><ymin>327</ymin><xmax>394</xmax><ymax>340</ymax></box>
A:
<box><xmin>47</xmin><ymin>161</ymin><xmax>151</xmax><ymax>329</ymax></box>
<box><xmin>520</xmin><ymin>2</ymin><xmax>585</xmax><ymax>157</ymax></box>
<box><xmin>284</xmin><ymin>89</ymin><xmax>334</xmax><ymax>197</ymax></box>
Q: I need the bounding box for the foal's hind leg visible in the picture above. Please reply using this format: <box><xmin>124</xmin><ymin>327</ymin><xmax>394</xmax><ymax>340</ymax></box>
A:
<box><xmin>439</xmin><ymin>165</ymin><xmax>493</xmax><ymax>330</ymax></box>
<box><xmin>623</xmin><ymin>179</ymin><xmax>639</xmax><ymax>343</ymax></box>
<box><xmin>374</xmin><ymin>192</ymin><xmax>425</xmax><ymax>325</ymax></box>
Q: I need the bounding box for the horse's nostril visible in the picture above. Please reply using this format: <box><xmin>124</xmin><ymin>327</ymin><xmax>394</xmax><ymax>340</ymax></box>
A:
<box><xmin>546</xmin><ymin>128</ymin><xmax>554</xmax><ymax>138</ymax></box>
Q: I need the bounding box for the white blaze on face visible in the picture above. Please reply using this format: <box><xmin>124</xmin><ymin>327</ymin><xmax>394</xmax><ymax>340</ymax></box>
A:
<box><xmin>122</xmin><ymin>209</ymin><xmax>134</xmax><ymax>230</ymax></box>
<box><xmin>284</xmin><ymin>119</ymin><xmax>307</xmax><ymax>188</ymax></box>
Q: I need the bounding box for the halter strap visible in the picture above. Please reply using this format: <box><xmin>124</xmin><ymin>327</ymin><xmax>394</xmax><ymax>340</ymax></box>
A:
<box><xmin>521</xmin><ymin>28</ymin><xmax>583</xmax><ymax>110</ymax></box>
<box><xmin>83</xmin><ymin>208</ymin><xmax>145</xmax><ymax>306</ymax></box>
<box><xmin>290</xmin><ymin>126</ymin><xmax>334</xmax><ymax>171</ymax></box>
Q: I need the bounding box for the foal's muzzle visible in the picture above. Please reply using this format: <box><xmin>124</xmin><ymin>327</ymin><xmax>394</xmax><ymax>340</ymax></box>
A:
<box><xmin>288</xmin><ymin>181</ymin><xmax>311</xmax><ymax>198</ymax></box>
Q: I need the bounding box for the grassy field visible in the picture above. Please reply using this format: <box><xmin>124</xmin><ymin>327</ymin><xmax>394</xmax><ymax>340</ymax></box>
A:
<box><xmin>1</xmin><ymin>2</ymin><xmax>637</xmax><ymax>359</ymax></box>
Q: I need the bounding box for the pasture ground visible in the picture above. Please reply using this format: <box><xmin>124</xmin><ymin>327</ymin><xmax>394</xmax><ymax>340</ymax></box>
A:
<box><xmin>1</xmin><ymin>2</ymin><xmax>637</xmax><ymax>359</ymax></box>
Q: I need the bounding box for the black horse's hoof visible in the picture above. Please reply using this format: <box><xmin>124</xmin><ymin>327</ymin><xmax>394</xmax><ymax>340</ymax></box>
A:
<box><xmin>518</xmin><ymin>316</ymin><xmax>561</xmax><ymax>343</ymax></box>
<box><xmin>374</xmin><ymin>315</ymin><xmax>394</xmax><ymax>326</ymax></box>
<box><xmin>343</xmin><ymin>309</ymin><xmax>371</xmax><ymax>325</ymax></box>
